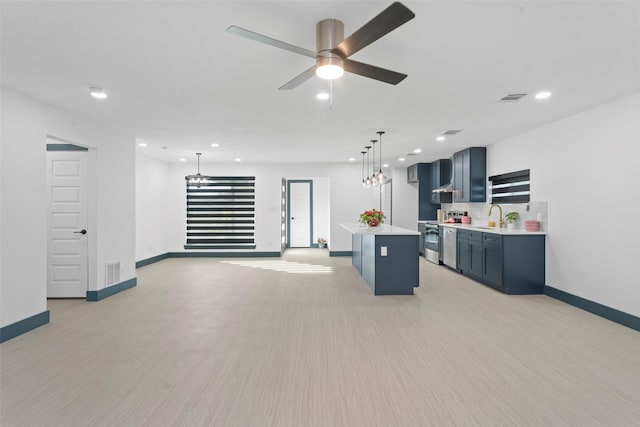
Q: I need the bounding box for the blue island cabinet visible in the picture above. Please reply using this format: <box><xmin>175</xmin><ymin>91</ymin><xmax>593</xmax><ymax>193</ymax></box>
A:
<box><xmin>343</xmin><ymin>223</ymin><xmax>420</xmax><ymax>295</ymax></box>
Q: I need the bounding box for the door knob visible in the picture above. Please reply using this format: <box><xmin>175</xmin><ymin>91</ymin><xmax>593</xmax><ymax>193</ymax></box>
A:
<box><xmin>74</xmin><ymin>229</ymin><xmax>87</xmax><ymax>235</ymax></box>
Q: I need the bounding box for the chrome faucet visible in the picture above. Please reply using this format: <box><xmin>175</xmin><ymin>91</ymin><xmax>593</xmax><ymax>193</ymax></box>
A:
<box><xmin>488</xmin><ymin>204</ymin><xmax>504</xmax><ymax>228</ymax></box>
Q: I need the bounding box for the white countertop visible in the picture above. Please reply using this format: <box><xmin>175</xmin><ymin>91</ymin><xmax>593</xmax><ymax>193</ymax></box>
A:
<box><xmin>438</xmin><ymin>223</ymin><xmax>546</xmax><ymax>235</ymax></box>
<box><xmin>340</xmin><ymin>223</ymin><xmax>421</xmax><ymax>235</ymax></box>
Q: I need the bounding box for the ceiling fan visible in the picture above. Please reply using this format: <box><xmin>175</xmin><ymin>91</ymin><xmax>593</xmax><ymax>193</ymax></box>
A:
<box><xmin>227</xmin><ymin>2</ymin><xmax>415</xmax><ymax>90</ymax></box>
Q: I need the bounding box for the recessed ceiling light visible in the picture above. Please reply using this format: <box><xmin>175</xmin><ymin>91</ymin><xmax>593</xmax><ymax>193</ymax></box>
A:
<box><xmin>398</xmin><ymin>157</ymin><xmax>406</xmax><ymax>162</ymax></box>
<box><xmin>413</xmin><ymin>149</ymin><xmax>421</xmax><ymax>153</ymax></box>
<box><xmin>89</xmin><ymin>86</ymin><xmax>107</xmax><ymax>99</ymax></box>
<box><xmin>138</xmin><ymin>143</ymin><xmax>147</xmax><ymax>147</ymax></box>
<box><xmin>383</xmin><ymin>163</ymin><xmax>389</xmax><ymax>168</ymax></box>
<box><xmin>316</xmin><ymin>92</ymin><xmax>330</xmax><ymax>100</ymax></box>
<box><xmin>348</xmin><ymin>157</ymin><xmax>355</xmax><ymax>162</ymax></box>
<box><xmin>211</xmin><ymin>143</ymin><xmax>220</xmax><ymax>147</ymax></box>
<box><xmin>235</xmin><ymin>158</ymin><xmax>241</xmax><ymax>162</ymax></box>
<box><xmin>179</xmin><ymin>158</ymin><xmax>187</xmax><ymax>162</ymax></box>
<box><xmin>535</xmin><ymin>91</ymin><xmax>552</xmax><ymax>100</ymax></box>
<box><xmin>436</xmin><ymin>136</ymin><xmax>446</xmax><ymax>141</ymax></box>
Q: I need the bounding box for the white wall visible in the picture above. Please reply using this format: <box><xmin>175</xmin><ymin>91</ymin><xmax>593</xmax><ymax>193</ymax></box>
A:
<box><xmin>390</xmin><ymin>167</ymin><xmax>419</xmax><ymax>229</ymax></box>
<box><xmin>135</xmin><ymin>154</ymin><xmax>170</xmax><ymax>260</ymax></box>
<box><xmin>136</xmin><ymin>161</ymin><xmax>376</xmax><ymax>256</ymax></box>
<box><xmin>487</xmin><ymin>92</ymin><xmax>640</xmax><ymax>317</ymax></box>
<box><xmin>0</xmin><ymin>87</ymin><xmax>136</xmax><ymax>328</ymax></box>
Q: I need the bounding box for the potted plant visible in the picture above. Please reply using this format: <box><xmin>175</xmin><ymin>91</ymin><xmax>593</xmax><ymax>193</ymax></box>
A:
<box><xmin>504</xmin><ymin>212</ymin><xmax>519</xmax><ymax>230</ymax></box>
<box><xmin>359</xmin><ymin>209</ymin><xmax>385</xmax><ymax>227</ymax></box>
<box><xmin>317</xmin><ymin>237</ymin><xmax>327</xmax><ymax>248</ymax></box>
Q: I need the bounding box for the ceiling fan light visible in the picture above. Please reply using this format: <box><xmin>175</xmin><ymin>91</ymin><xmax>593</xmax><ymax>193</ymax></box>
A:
<box><xmin>316</xmin><ymin>64</ymin><xmax>344</xmax><ymax>80</ymax></box>
<box><xmin>316</xmin><ymin>56</ymin><xmax>344</xmax><ymax>80</ymax></box>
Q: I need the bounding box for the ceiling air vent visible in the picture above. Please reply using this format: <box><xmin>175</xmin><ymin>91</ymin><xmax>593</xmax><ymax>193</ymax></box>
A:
<box><xmin>499</xmin><ymin>93</ymin><xmax>528</xmax><ymax>102</ymax></box>
<box><xmin>442</xmin><ymin>130</ymin><xmax>462</xmax><ymax>136</ymax></box>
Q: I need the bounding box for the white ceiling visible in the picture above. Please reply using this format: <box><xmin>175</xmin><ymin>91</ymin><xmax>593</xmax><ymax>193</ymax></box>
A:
<box><xmin>2</xmin><ymin>1</ymin><xmax>639</xmax><ymax>166</ymax></box>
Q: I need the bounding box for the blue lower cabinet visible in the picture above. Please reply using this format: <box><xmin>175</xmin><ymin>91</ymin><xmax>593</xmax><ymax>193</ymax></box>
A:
<box><xmin>458</xmin><ymin>231</ymin><xmax>545</xmax><ymax>294</ymax></box>
<box><xmin>352</xmin><ymin>233</ymin><xmax>363</xmax><ymax>275</ymax></box>
<box><xmin>482</xmin><ymin>234</ymin><xmax>503</xmax><ymax>289</ymax></box>
<box><xmin>457</xmin><ymin>230</ymin><xmax>482</xmax><ymax>280</ymax></box>
<box><xmin>358</xmin><ymin>234</ymin><xmax>418</xmax><ymax>295</ymax></box>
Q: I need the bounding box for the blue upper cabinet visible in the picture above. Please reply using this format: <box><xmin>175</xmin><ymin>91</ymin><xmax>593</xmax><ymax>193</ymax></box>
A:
<box><xmin>453</xmin><ymin>147</ymin><xmax>486</xmax><ymax>203</ymax></box>
<box><xmin>430</xmin><ymin>158</ymin><xmax>452</xmax><ymax>204</ymax></box>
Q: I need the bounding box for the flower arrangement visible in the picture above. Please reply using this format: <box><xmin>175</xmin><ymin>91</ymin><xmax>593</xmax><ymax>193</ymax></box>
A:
<box><xmin>359</xmin><ymin>209</ymin><xmax>385</xmax><ymax>227</ymax></box>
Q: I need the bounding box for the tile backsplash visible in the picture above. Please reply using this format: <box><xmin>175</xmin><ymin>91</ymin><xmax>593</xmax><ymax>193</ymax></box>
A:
<box><xmin>440</xmin><ymin>201</ymin><xmax>548</xmax><ymax>231</ymax></box>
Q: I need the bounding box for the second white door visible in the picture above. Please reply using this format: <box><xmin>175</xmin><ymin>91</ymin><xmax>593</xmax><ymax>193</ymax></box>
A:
<box><xmin>288</xmin><ymin>181</ymin><xmax>311</xmax><ymax>247</ymax></box>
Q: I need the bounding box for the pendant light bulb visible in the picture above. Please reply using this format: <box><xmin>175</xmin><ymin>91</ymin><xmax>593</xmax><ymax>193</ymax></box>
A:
<box><xmin>370</xmin><ymin>139</ymin><xmax>378</xmax><ymax>186</ymax></box>
<box><xmin>365</xmin><ymin>145</ymin><xmax>372</xmax><ymax>188</ymax></box>
<box><xmin>376</xmin><ymin>131</ymin><xmax>386</xmax><ymax>184</ymax></box>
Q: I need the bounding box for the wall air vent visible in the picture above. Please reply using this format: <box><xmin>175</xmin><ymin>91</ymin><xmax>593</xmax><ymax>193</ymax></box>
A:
<box><xmin>442</xmin><ymin>130</ymin><xmax>462</xmax><ymax>136</ymax></box>
<box><xmin>105</xmin><ymin>261</ymin><xmax>120</xmax><ymax>286</ymax></box>
<box><xmin>499</xmin><ymin>93</ymin><xmax>528</xmax><ymax>102</ymax></box>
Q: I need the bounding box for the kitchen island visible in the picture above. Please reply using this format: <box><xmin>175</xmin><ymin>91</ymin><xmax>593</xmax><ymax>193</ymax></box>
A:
<box><xmin>341</xmin><ymin>223</ymin><xmax>420</xmax><ymax>295</ymax></box>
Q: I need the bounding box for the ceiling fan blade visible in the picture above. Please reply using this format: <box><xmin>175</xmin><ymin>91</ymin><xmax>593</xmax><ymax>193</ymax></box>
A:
<box><xmin>227</xmin><ymin>25</ymin><xmax>317</xmax><ymax>59</ymax></box>
<box><xmin>278</xmin><ymin>65</ymin><xmax>317</xmax><ymax>90</ymax></box>
<box><xmin>343</xmin><ymin>59</ymin><xmax>407</xmax><ymax>85</ymax></box>
<box><xmin>332</xmin><ymin>2</ymin><xmax>415</xmax><ymax>59</ymax></box>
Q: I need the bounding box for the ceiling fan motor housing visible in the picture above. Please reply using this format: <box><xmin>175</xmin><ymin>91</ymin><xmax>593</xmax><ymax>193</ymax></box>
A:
<box><xmin>316</xmin><ymin>19</ymin><xmax>344</xmax><ymax>68</ymax></box>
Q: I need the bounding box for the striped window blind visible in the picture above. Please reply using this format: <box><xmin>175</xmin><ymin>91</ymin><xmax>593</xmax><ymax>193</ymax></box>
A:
<box><xmin>184</xmin><ymin>176</ymin><xmax>256</xmax><ymax>250</ymax></box>
<box><xmin>489</xmin><ymin>169</ymin><xmax>530</xmax><ymax>204</ymax></box>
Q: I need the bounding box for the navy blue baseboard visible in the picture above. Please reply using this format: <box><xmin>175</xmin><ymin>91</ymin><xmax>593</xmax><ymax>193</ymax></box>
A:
<box><xmin>170</xmin><ymin>251</ymin><xmax>281</xmax><ymax>258</ymax></box>
<box><xmin>136</xmin><ymin>251</ymin><xmax>282</xmax><ymax>268</ymax></box>
<box><xmin>136</xmin><ymin>253</ymin><xmax>169</xmax><ymax>268</ymax></box>
<box><xmin>545</xmin><ymin>286</ymin><xmax>639</xmax><ymax>332</ymax></box>
<box><xmin>0</xmin><ymin>310</ymin><xmax>50</xmax><ymax>343</ymax></box>
<box><xmin>329</xmin><ymin>251</ymin><xmax>353</xmax><ymax>257</ymax></box>
<box><xmin>86</xmin><ymin>278</ymin><xmax>137</xmax><ymax>302</ymax></box>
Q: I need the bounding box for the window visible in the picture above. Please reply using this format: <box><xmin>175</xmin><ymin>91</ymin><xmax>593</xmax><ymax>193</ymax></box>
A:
<box><xmin>185</xmin><ymin>176</ymin><xmax>256</xmax><ymax>250</ymax></box>
<box><xmin>489</xmin><ymin>169</ymin><xmax>530</xmax><ymax>204</ymax></box>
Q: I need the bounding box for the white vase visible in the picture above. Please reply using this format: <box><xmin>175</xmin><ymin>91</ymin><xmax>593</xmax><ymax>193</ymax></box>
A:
<box><xmin>506</xmin><ymin>222</ymin><xmax>516</xmax><ymax>231</ymax></box>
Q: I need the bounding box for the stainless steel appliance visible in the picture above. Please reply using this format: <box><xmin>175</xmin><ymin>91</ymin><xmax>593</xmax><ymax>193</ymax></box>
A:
<box><xmin>442</xmin><ymin>227</ymin><xmax>457</xmax><ymax>269</ymax></box>
<box><xmin>418</xmin><ymin>221</ymin><xmax>440</xmax><ymax>264</ymax></box>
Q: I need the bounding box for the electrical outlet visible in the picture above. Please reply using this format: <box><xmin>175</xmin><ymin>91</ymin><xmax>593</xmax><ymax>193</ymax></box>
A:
<box><xmin>537</xmin><ymin>213</ymin><xmax>542</xmax><ymax>222</ymax></box>
<box><xmin>381</xmin><ymin>246</ymin><xmax>388</xmax><ymax>256</ymax></box>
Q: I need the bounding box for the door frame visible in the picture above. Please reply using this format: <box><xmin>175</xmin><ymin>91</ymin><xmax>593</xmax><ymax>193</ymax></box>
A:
<box><xmin>286</xmin><ymin>179</ymin><xmax>313</xmax><ymax>248</ymax></box>
<box><xmin>46</xmin><ymin>136</ymin><xmax>97</xmax><ymax>298</ymax></box>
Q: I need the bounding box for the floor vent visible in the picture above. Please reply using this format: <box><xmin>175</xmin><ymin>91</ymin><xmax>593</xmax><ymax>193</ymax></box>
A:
<box><xmin>442</xmin><ymin>129</ymin><xmax>462</xmax><ymax>135</ymax></box>
<box><xmin>499</xmin><ymin>93</ymin><xmax>528</xmax><ymax>102</ymax></box>
<box><xmin>105</xmin><ymin>261</ymin><xmax>120</xmax><ymax>286</ymax></box>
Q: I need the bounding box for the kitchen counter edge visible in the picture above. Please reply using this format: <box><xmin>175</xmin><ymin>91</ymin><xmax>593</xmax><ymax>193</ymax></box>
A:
<box><xmin>340</xmin><ymin>223</ymin><xmax>420</xmax><ymax>235</ymax></box>
<box><xmin>438</xmin><ymin>223</ymin><xmax>546</xmax><ymax>235</ymax></box>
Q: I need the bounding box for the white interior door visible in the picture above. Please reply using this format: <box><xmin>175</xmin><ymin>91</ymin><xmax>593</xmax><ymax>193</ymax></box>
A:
<box><xmin>47</xmin><ymin>151</ymin><xmax>88</xmax><ymax>297</ymax></box>
<box><xmin>289</xmin><ymin>181</ymin><xmax>311</xmax><ymax>247</ymax></box>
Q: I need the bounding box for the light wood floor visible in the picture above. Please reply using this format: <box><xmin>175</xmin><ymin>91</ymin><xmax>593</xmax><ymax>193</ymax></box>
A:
<box><xmin>2</xmin><ymin>250</ymin><xmax>639</xmax><ymax>426</ymax></box>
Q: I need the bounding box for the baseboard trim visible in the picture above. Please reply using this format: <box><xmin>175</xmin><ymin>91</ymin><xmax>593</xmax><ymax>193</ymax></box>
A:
<box><xmin>544</xmin><ymin>286</ymin><xmax>639</xmax><ymax>332</ymax></box>
<box><xmin>135</xmin><ymin>251</ymin><xmax>283</xmax><ymax>268</ymax></box>
<box><xmin>86</xmin><ymin>278</ymin><xmax>137</xmax><ymax>302</ymax></box>
<box><xmin>329</xmin><ymin>251</ymin><xmax>353</xmax><ymax>257</ymax></box>
<box><xmin>136</xmin><ymin>253</ymin><xmax>169</xmax><ymax>268</ymax></box>
<box><xmin>0</xmin><ymin>310</ymin><xmax>50</xmax><ymax>343</ymax></box>
<box><xmin>170</xmin><ymin>251</ymin><xmax>281</xmax><ymax>258</ymax></box>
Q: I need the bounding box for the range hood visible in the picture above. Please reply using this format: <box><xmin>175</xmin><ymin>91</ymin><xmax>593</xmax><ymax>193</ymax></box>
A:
<box><xmin>432</xmin><ymin>181</ymin><xmax>453</xmax><ymax>193</ymax></box>
<box><xmin>432</xmin><ymin>157</ymin><xmax>454</xmax><ymax>193</ymax></box>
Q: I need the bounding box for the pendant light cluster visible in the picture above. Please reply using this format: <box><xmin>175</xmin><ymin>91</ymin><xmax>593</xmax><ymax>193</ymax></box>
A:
<box><xmin>360</xmin><ymin>131</ymin><xmax>387</xmax><ymax>188</ymax></box>
<box><xmin>185</xmin><ymin>153</ymin><xmax>209</xmax><ymax>188</ymax></box>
